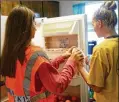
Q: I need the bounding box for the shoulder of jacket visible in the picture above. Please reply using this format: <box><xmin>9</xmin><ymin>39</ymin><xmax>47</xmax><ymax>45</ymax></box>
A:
<box><xmin>30</xmin><ymin>46</ymin><xmax>42</xmax><ymax>52</ymax></box>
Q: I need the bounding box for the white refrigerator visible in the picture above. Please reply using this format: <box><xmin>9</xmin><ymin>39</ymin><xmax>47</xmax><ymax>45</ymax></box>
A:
<box><xmin>33</xmin><ymin>14</ymin><xmax>89</xmax><ymax>102</ymax></box>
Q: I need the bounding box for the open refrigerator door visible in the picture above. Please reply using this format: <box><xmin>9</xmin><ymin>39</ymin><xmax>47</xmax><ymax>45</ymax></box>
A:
<box><xmin>33</xmin><ymin>14</ymin><xmax>88</xmax><ymax>102</ymax></box>
<box><xmin>1</xmin><ymin>15</ymin><xmax>8</xmax><ymax>102</ymax></box>
<box><xmin>1</xmin><ymin>16</ymin><xmax>7</xmax><ymax>55</ymax></box>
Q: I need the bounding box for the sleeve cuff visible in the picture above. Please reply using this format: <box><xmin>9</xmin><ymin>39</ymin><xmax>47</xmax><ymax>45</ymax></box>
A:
<box><xmin>57</xmin><ymin>55</ymin><xmax>65</xmax><ymax>61</ymax></box>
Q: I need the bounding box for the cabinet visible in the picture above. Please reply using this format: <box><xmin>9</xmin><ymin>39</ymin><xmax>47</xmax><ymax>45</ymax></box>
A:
<box><xmin>1</xmin><ymin>1</ymin><xmax>59</xmax><ymax>17</ymax></box>
<box><xmin>21</xmin><ymin>1</ymin><xmax>43</xmax><ymax>17</ymax></box>
<box><xmin>1</xmin><ymin>0</ymin><xmax>20</xmax><ymax>15</ymax></box>
<box><xmin>43</xmin><ymin>1</ymin><xmax>59</xmax><ymax>17</ymax></box>
<box><xmin>21</xmin><ymin>1</ymin><xmax>59</xmax><ymax>17</ymax></box>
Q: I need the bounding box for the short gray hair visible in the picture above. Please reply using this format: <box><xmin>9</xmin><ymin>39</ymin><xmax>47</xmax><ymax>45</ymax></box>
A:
<box><xmin>93</xmin><ymin>1</ymin><xmax>117</xmax><ymax>29</ymax></box>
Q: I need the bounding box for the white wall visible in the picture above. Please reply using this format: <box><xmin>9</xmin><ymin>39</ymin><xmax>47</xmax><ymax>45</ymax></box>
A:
<box><xmin>59</xmin><ymin>1</ymin><xmax>73</xmax><ymax>16</ymax></box>
<box><xmin>59</xmin><ymin>1</ymin><xmax>81</xmax><ymax>16</ymax></box>
<box><xmin>59</xmin><ymin>1</ymin><xmax>104</xmax><ymax>17</ymax></box>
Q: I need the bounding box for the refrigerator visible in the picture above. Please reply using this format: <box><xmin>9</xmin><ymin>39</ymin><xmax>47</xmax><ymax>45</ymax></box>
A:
<box><xmin>32</xmin><ymin>14</ymin><xmax>89</xmax><ymax>102</ymax></box>
<box><xmin>1</xmin><ymin>14</ymin><xmax>89</xmax><ymax>102</ymax></box>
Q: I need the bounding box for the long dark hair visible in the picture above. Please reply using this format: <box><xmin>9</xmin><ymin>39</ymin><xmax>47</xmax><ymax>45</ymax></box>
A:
<box><xmin>0</xmin><ymin>6</ymin><xmax>35</xmax><ymax>77</ymax></box>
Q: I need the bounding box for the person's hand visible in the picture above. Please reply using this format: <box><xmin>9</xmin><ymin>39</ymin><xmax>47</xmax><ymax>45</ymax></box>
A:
<box><xmin>69</xmin><ymin>48</ymin><xmax>84</xmax><ymax>63</ymax></box>
<box><xmin>76</xmin><ymin>59</ymin><xmax>85</xmax><ymax>72</ymax></box>
<box><xmin>77</xmin><ymin>56</ymin><xmax>85</xmax><ymax>71</ymax></box>
<box><xmin>72</xmin><ymin>48</ymin><xmax>85</xmax><ymax>69</ymax></box>
<box><xmin>77</xmin><ymin>59</ymin><xmax>85</xmax><ymax>68</ymax></box>
<box><xmin>62</xmin><ymin>46</ymin><xmax>76</xmax><ymax>59</ymax></box>
<box><xmin>85</xmin><ymin>56</ymin><xmax>90</xmax><ymax>65</ymax></box>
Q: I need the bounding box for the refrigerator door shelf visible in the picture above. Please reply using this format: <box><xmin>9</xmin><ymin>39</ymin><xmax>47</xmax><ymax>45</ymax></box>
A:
<box><xmin>43</xmin><ymin>21</ymin><xmax>79</xmax><ymax>37</ymax></box>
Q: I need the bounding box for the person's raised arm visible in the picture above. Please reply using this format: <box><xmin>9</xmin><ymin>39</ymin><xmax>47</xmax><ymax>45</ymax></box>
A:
<box><xmin>37</xmin><ymin>48</ymin><xmax>84</xmax><ymax>93</ymax></box>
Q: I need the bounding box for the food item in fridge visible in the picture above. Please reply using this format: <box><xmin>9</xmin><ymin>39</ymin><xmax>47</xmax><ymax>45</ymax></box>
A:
<box><xmin>71</xmin><ymin>96</ymin><xmax>77</xmax><ymax>101</ymax></box>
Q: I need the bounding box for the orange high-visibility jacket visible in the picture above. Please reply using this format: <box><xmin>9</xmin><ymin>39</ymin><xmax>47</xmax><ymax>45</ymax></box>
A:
<box><xmin>5</xmin><ymin>46</ymin><xmax>50</xmax><ymax>102</ymax></box>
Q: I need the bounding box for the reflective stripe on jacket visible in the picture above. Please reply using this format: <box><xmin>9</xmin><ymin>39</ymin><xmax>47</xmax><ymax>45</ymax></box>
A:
<box><xmin>6</xmin><ymin>46</ymin><xmax>50</xmax><ymax>102</ymax></box>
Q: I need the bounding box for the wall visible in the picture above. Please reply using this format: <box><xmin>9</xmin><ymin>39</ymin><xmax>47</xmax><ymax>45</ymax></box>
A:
<box><xmin>59</xmin><ymin>1</ymin><xmax>104</xmax><ymax>17</ymax></box>
<box><xmin>59</xmin><ymin>1</ymin><xmax>80</xmax><ymax>16</ymax></box>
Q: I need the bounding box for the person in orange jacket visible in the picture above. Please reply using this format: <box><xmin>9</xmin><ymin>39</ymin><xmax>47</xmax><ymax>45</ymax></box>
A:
<box><xmin>0</xmin><ymin>6</ymin><xmax>84</xmax><ymax>102</ymax></box>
